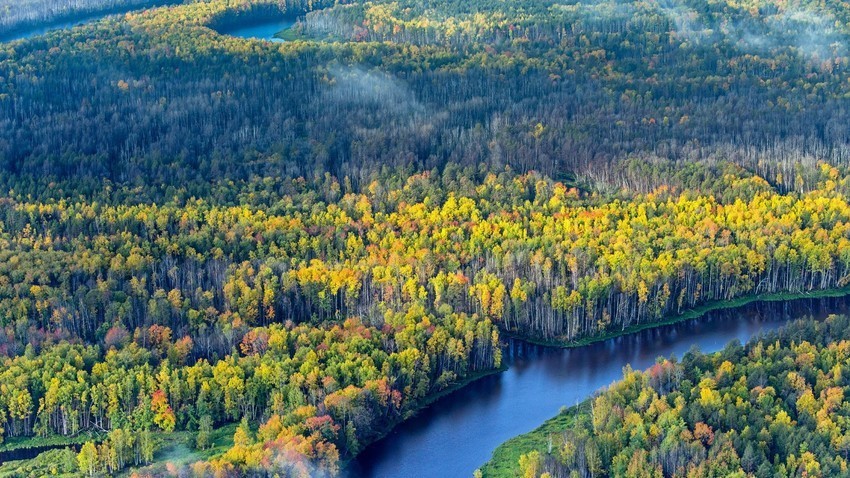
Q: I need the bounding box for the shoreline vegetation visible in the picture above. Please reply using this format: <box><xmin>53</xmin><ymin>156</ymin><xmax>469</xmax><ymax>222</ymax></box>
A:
<box><xmin>5</xmin><ymin>287</ymin><xmax>848</xmax><ymax>473</ymax></box>
<box><xmin>478</xmin><ymin>400</ymin><xmax>589</xmax><ymax>478</ymax></box>
<box><xmin>508</xmin><ymin>286</ymin><xmax>850</xmax><ymax>349</ymax></box>
<box><xmin>209</xmin><ymin>13</ymin><xmax>298</xmax><ymax>38</ymax></box>
<box><xmin>0</xmin><ymin>425</ymin><xmax>238</xmax><ymax>477</ymax></box>
<box><xmin>0</xmin><ymin>362</ymin><xmax>508</xmax><ymax>473</ymax></box>
<box><xmin>206</xmin><ymin>4</ymin><xmax>300</xmax><ymax>36</ymax></box>
<box><xmin>340</xmin><ymin>363</ymin><xmax>509</xmax><ymax>471</ymax></box>
<box><xmin>479</xmin><ymin>287</ymin><xmax>850</xmax><ymax>477</ymax></box>
<box><xmin>481</xmin><ymin>314</ymin><xmax>850</xmax><ymax>477</ymax></box>
<box><xmin>274</xmin><ymin>26</ymin><xmax>300</xmax><ymax>41</ymax></box>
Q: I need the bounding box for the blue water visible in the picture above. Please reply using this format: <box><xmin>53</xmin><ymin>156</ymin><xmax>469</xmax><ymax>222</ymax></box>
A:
<box><xmin>349</xmin><ymin>296</ymin><xmax>850</xmax><ymax>478</ymax></box>
<box><xmin>2</xmin><ymin>9</ymin><xmax>294</xmax><ymax>44</ymax></box>
<box><xmin>216</xmin><ymin>19</ymin><xmax>295</xmax><ymax>43</ymax></box>
<box><xmin>0</xmin><ymin>12</ymin><xmax>113</xmax><ymax>42</ymax></box>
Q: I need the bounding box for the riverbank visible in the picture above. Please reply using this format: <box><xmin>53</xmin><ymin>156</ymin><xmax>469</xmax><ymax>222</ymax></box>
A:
<box><xmin>342</xmin><ymin>363</ymin><xmax>509</xmax><ymax>470</ymax></box>
<box><xmin>479</xmin><ymin>288</ymin><xmax>850</xmax><ymax>477</ymax></box>
<box><xmin>507</xmin><ymin>286</ymin><xmax>850</xmax><ymax>349</ymax></box>
<box><xmin>479</xmin><ymin>313</ymin><xmax>850</xmax><ymax>477</ymax></box>
<box><xmin>0</xmin><ymin>432</ymin><xmax>101</xmax><ymax>462</ymax></box>
<box><xmin>0</xmin><ymin>1</ymin><xmax>174</xmax><ymax>42</ymax></box>
<box><xmin>477</xmin><ymin>401</ymin><xmax>588</xmax><ymax>477</ymax></box>
<box><xmin>211</xmin><ymin>17</ymin><xmax>296</xmax><ymax>42</ymax></box>
<box><xmin>274</xmin><ymin>27</ymin><xmax>303</xmax><ymax>42</ymax></box>
<box><xmin>6</xmin><ymin>289</ymin><xmax>848</xmax><ymax>475</ymax></box>
<box><xmin>351</xmin><ymin>292</ymin><xmax>850</xmax><ymax>477</ymax></box>
<box><xmin>116</xmin><ymin>423</ymin><xmax>238</xmax><ymax>477</ymax></box>
<box><xmin>0</xmin><ymin>425</ymin><xmax>237</xmax><ymax>476</ymax></box>
<box><xmin>0</xmin><ymin>365</ymin><xmax>506</xmax><ymax>474</ymax></box>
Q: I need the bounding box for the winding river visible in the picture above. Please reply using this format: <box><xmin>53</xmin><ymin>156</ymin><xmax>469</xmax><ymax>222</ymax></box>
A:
<box><xmin>0</xmin><ymin>11</ymin><xmax>122</xmax><ymax>43</ymax></box>
<box><xmin>2</xmin><ymin>11</ymin><xmax>293</xmax><ymax>43</ymax></box>
<box><xmin>348</xmin><ymin>295</ymin><xmax>850</xmax><ymax>477</ymax></box>
<box><xmin>3</xmin><ymin>13</ymin><xmax>848</xmax><ymax>478</ymax></box>
<box><xmin>0</xmin><ymin>1</ymin><xmax>179</xmax><ymax>43</ymax></box>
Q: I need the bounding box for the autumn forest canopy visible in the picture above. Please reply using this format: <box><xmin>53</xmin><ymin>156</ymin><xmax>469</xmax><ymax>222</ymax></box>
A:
<box><xmin>2</xmin><ymin>0</ymin><xmax>850</xmax><ymax>475</ymax></box>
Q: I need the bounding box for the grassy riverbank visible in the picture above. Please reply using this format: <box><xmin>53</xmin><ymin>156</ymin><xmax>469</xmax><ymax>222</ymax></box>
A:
<box><xmin>273</xmin><ymin>27</ymin><xmax>300</xmax><ymax>41</ymax></box>
<box><xmin>0</xmin><ymin>425</ymin><xmax>237</xmax><ymax>477</ymax></box>
<box><xmin>480</xmin><ymin>287</ymin><xmax>850</xmax><ymax>477</ymax></box>
<box><xmin>508</xmin><ymin>286</ymin><xmax>850</xmax><ymax>349</ymax></box>
<box><xmin>118</xmin><ymin>423</ymin><xmax>237</xmax><ymax>477</ymax></box>
<box><xmin>477</xmin><ymin>402</ymin><xmax>588</xmax><ymax>478</ymax></box>
<box><xmin>0</xmin><ymin>432</ymin><xmax>103</xmax><ymax>454</ymax></box>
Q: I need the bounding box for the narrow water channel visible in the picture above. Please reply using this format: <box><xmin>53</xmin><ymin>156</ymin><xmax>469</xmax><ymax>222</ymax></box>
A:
<box><xmin>0</xmin><ymin>12</ymin><xmax>117</xmax><ymax>42</ymax></box>
<box><xmin>1</xmin><ymin>7</ymin><xmax>292</xmax><ymax>43</ymax></box>
<box><xmin>348</xmin><ymin>296</ymin><xmax>850</xmax><ymax>478</ymax></box>
<box><xmin>0</xmin><ymin>2</ymin><xmax>173</xmax><ymax>43</ymax></box>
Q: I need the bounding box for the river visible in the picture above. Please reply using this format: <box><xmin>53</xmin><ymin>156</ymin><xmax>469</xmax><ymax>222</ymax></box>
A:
<box><xmin>348</xmin><ymin>295</ymin><xmax>850</xmax><ymax>477</ymax></box>
<box><xmin>213</xmin><ymin>19</ymin><xmax>295</xmax><ymax>43</ymax></box>
<box><xmin>0</xmin><ymin>14</ymin><xmax>845</xmax><ymax>475</ymax></box>
<box><xmin>1</xmin><ymin>10</ymin><xmax>293</xmax><ymax>43</ymax></box>
<box><xmin>0</xmin><ymin>1</ymin><xmax>179</xmax><ymax>43</ymax></box>
<box><xmin>0</xmin><ymin>11</ymin><xmax>120</xmax><ymax>42</ymax></box>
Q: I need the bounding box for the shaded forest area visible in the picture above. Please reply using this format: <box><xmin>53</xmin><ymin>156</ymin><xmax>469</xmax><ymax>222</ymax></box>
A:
<box><xmin>2</xmin><ymin>0</ymin><xmax>850</xmax><ymax>198</ymax></box>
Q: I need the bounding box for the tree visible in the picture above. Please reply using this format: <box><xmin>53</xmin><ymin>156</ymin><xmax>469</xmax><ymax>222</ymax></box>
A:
<box><xmin>78</xmin><ymin>441</ymin><xmax>98</xmax><ymax>477</ymax></box>
<box><xmin>151</xmin><ymin>390</ymin><xmax>176</xmax><ymax>432</ymax></box>
<box><xmin>197</xmin><ymin>415</ymin><xmax>213</xmax><ymax>450</ymax></box>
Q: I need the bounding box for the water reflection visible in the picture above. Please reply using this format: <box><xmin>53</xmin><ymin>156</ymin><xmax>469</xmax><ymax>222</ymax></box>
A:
<box><xmin>350</xmin><ymin>296</ymin><xmax>848</xmax><ymax>478</ymax></box>
<box><xmin>214</xmin><ymin>19</ymin><xmax>295</xmax><ymax>43</ymax></box>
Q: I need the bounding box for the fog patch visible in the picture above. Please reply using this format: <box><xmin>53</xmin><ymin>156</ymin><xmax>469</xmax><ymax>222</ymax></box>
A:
<box><xmin>723</xmin><ymin>8</ymin><xmax>846</xmax><ymax>61</ymax></box>
<box><xmin>265</xmin><ymin>449</ymin><xmax>334</xmax><ymax>478</ymax></box>
<box><xmin>655</xmin><ymin>0</ymin><xmax>712</xmax><ymax>43</ymax></box>
<box><xmin>782</xmin><ymin>9</ymin><xmax>845</xmax><ymax>59</ymax></box>
<box><xmin>324</xmin><ymin>64</ymin><xmax>427</xmax><ymax>118</ymax></box>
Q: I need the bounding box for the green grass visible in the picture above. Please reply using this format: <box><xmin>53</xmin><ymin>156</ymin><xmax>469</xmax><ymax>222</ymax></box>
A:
<box><xmin>0</xmin><ymin>424</ymin><xmax>237</xmax><ymax>477</ymax></box>
<box><xmin>0</xmin><ymin>448</ymin><xmax>79</xmax><ymax>478</ymax></box>
<box><xmin>273</xmin><ymin>25</ymin><xmax>349</xmax><ymax>43</ymax></box>
<box><xmin>477</xmin><ymin>402</ymin><xmax>587</xmax><ymax>478</ymax></box>
<box><xmin>274</xmin><ymin>27</ymin><xmax>302</xmax><ymax>41</ymax></box>
<box><xmin>0</xmin><ymin>431</ymin><xmax>103</xmax><ymax>453</ymax></box>
<box><xmin>118</xmin><ymin>423</ymin><xmax>237</xmax><ymax>476</ymax></box>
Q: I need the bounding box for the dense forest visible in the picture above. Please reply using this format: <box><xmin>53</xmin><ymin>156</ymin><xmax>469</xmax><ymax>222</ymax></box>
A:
<box><xmin>494</xmin><ymin>314</ymin><xmax>850</xmax><ymax>478</ymax></box>
<box><xmin>3</xmin><ymin>0</ymin><xmax>850</xmax><ymax>475</ymax></box>
<box><xmin>1</xmin><ymin>164</ymin><xmax>850</xmax><ymax>475</ymax></box>
<box><xmin>2</xmin><ymin>0</ymin><xmax>850</xmax><ymax>196</ymax></box>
